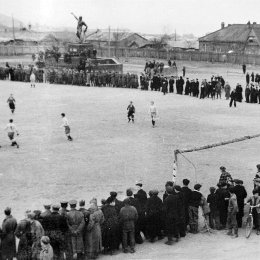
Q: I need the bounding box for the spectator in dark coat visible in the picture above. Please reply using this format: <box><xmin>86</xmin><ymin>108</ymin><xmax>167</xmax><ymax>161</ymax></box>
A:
<box><xmin>101</xmin><ymin>197</ymin><xmax>120</xmax><ymax>255</ymax></box>
<box><xmin>181</xmin><ymin>179</ymin><xmax>192</xmax><ymax>230</ymax></box>
<box><xmin>41</xmin><ymin>204</ymin><xmax>68</xmax><ymax>259</ymax></box>
<box><xmin>216</xmin><ymin>183</ymin><xmax>230</xmax><ymax>229</ymax></box>
<box><xmin>164</xmin><ymin>185</ymin><xmax>179</xmax><ymax>245</ymax></box>
<box><xmin>229</xmin><ymin>89</ymin><xmax>237</xmax><ymax>107</ymax></box>
<box><xmin>207</xmin><ymin>187</ymin><xmax>219</xmax><ymax>229</ymax></box>
<box><xmin>109</xmin><ymin>192</ymin><xmax>124</xmax><ymax>215</ymax></box>
<box><xmin>134</xmin><ymin>182</ymin><xmax>147</xmax><ymax>239</ymax></box>
<box><xmin>119</xmin><ymin>198</ymin><xmax>138</xmax><ymax>253</ymax></box>
<box><xmin>174</xmin><ymin>185</ymin><xmax>186</xmax><ymax>238</ymax></box>
<box><xmin>233</xmin><ymin>179</ymin><xmax>247</xmax><ymax>228</ymax></box>
<box><xmin>1</xmin><ymin>207</ymin><xmax>17</xmax><ymax>260</ymax></box>
<box><xmin>189</xmin><ymin>184</ymin><xmax>203</xmax><ymax>234</ymax></box>
<box><xmin>246</xmin><ymin>72</ymin><xmax>250</xmax><ymax>84</ymax></box>
<box><xmin>15</xmin><ymin>212</ymin><xmax>33</xmax><ymax>260</ymax></box>
<box><xmin>126</xmin><ymin>189</ymin><xmax>143</xmax><ymax>244</ymax></box>
<box><xmin>145</xmin><ymin>189</ymin><xmax>163</xmax><ymax>242</ymax></box>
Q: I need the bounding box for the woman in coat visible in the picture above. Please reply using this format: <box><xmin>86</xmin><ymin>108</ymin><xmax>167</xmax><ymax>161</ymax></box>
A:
<box><xmin>86</xmin><ymin>202</ymin><xmax>105</xmax><ymax>259</ymax></box>
<box><xmin>101</xmin><ymin>197</ymin><xmax>120</xmax><ymax>254</ymax></box>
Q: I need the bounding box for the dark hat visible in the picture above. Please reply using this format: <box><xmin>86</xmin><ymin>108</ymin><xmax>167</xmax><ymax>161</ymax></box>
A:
<box><xmin>106</xmin><ymin>196</ymin><xmax>114</xmax><ymax>204</ymax></box>
<box><xmin>135</xmin><ymin>180</ymin><xmax>143</xmax><ymax>187</ymax></box>
<box><xmin>52</xmin><ymin>204</ymin><xmax>60</xmax><ymax>210</ymax></box>
<box><xmin>209</xmin><ymin>187</ymin><xmax>216</xmax><ymax>192</ymax></box>
<box><xmin>194</xmin><ymin>184</ymin><xmax>202</xmax><ymax>190</ymax></box>
<box><xmin>165</xmin><ymin>181</ymin><xmax>174</xmax><ymax>187</ymax></box>
<box><xmin>174</xmin><ymin>185</ymin><xmax>182</xmax><ymax>192</ymax></box>
<box><xmin>233</xmin><ymin>179</ymin><xmax>239</xmax><ymax>184</ymax></box>
<box><xmin>183</xmin><ymin>179</ymin><xmax>190</xmax><ymax>185</ymax></box>
<box><xmin>69</xmin><ymin>200</ymin><xmax>77</xmax><ymax>206</ymax></box>
<box><xmin>220</xmin><ymin>166</ymin><xmax>226</xmax><ymax>170</ymax></box>
<box><xmin>79</xmin><ymin>200</ymin><xmax>85</xmax><ymax>207</ymax></box>
<box><xmin>110</xmin><ymin>191</ymin><xmax>117</xmax><ymax>197</ymax></box>
<box><xmin>126</xmin><ymin>189</ymin><xmax>133</xmax><ymax>196</ymax></box>
<box><xmin>123</xmin><ymin>198</ymin><xmax>130</xmax><ymax>205</ymax></box>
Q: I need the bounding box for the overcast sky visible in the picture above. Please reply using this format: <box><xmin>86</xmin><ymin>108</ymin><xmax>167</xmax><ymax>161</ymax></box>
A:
<box><xmin>0</xmin><ymin>0</ymin><xmax>260</xmax><ymax>36</ymax></box>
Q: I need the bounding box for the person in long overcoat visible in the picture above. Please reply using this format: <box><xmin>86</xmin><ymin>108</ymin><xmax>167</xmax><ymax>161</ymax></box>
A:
<box><xmin>28</xmin><ymin>212</ymin><xmax>45</xmax><ymax>260</ymax></box>
<box><xmin>42</xmin><ymin>204</ymin><xmax>68</xmax><ymax>259</ymax></box>
<box><xmin>1</xmin><ymin>208</ymin><xmax>17</xmax><ymax>260</ymax></box>
<box><xmin>15</xmin><ymin>215</ymin><xmax>33</xmax><ymax>260</ymax></box>
<box><xmin>145</xmin><ymin>190</ymin><xmax>163</xmax><ymax>242</ymax></box>
<box><xmin>101</xmin><ymin>197</ymin><xmax>120</xmax><ymax>254</ymax></box>
<box><xmin>67</xmin><ymin>200</ymin><xmax>85</xmax><ymax>258</ymax></box>
<box><xmin>224</xmin><ymin>82</ymin><xmax>231</xmax><ymax>100</ymax></box>
<box><xmin>85</xmin><ymin>204</ymin><xmax>105</xmax><ymax>259</ymax></box>
<box><xmin>163</xmin><ymin>186</ymin><xmax>179</xmax><ymax>245</ymax></box>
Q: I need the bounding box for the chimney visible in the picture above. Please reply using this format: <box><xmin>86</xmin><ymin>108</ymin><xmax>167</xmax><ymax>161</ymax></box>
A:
<box><xmin>221</xmin><ymin>22</ymin><xmax>225</xmax><ymax>29</ymax></box>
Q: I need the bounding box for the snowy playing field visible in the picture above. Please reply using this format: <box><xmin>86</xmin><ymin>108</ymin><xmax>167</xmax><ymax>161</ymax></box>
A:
<box><xmin>1</xmin><ymin>61</ymin><xmax>260</xmax><ymax>259</ymax></box>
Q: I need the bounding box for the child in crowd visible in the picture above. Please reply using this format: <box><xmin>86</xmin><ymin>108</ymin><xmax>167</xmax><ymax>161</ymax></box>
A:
<box><xmin>247</xmin><ymin>189</ymin><xmax>260</xmax><ymax>235</ymax></box>
<box><xmin>40</xmin><ymin>236</ymin><xmax>53</xmax><ymax>260</ymax></box>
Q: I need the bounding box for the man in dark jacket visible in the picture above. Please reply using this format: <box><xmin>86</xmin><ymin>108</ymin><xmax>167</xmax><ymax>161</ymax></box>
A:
<box><xmin>169</xmin><ymin>76</ymin><xmax>175</xmax><ymax>93</ymax></box>
<box><xmin>181</xmin><ymin>179</ymin><xmax>192</xmax><ymax>230</ymax></box>
<box><xmin>164</xmin><ymin>185</ymin><xmax>179</xmax><ymax>245</ymax></box>
<box><xmin>42</xmin><ymin>204</ymin><xmax>69</xmax><ymax>259</ymax></box>
<box><xmin>233</xmin><ymin>180</ymin><xmax>247</xmax><ymax>228</ymax></box>
<box><xmin>119</xmin><ymin>198</ymin><xmax>138</xmax><ymax>253</ymax></box>
<box><xmin>216</xmin><ymin>183</ymin><xmax>230</xmax><ymax>229</ymax></box>
<box><xmin>145</xmin><ymin>189</ymin><xmax>163</xmax><ymax>242</ymax></box>
<box><xmin>126</xmin><ymin>189</ymin><xmax>143</xmax><ymax>244</ymax></box>
<box><xmin>174</xmin><ymin>185</ymin><xmax>186</xmax><ymax>238</ymax></box>
<box><xmin>189</xmin><ymin>184</ymin><xmax>203</xmax><ymax>233</ymax></box>
<box><xmin>2</xmin><ymin>207</ymin><xmax>17</xmax><ymax>260</ymax></box>
<box><xmin>134</xmin><ymin>182</ymin><xmax>147</xmax><ymax>238</ymax></box>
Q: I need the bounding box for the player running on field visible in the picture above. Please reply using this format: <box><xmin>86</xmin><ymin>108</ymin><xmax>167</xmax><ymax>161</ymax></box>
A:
<box><xmin>149</xmin><ymin>101</ymin><xmax>158</xmax><ymax>127</ymax></box>
<box><xmin>7</xmin><ymin>94</ymin><xmax>16</xmax><ymax>114</ymax></box>
<box><xmin>61</xmin><ymin>113</ymin><xmax>73</xmax><ymax>141</ymax></box>
<box><xmin>5</xmin><ymin>119</ymin><xmax>19</xmax><ymax>148</ymax></box>
<box><xmin>127</xmin><ymin>101</ymin><xmax>135</xmax><ymax>123</ymax></box>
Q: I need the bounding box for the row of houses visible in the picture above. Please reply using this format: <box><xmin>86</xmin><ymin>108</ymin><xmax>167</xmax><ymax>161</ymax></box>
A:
<box><xmin>1</xmin><ymin>21</ymin><xmax>260</xmax><ymax>56</ymax></box>
<box><xmin>0</xmin><ymin>28</ymin><xmax>199</xmax><ymax>52</ymax></box>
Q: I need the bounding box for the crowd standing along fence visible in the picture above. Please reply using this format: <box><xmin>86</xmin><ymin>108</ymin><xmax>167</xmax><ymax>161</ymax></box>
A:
<box><xmin>1</xmin><ymin>44</ymin><xmax>260</xmax><ymax>66</ymax></box>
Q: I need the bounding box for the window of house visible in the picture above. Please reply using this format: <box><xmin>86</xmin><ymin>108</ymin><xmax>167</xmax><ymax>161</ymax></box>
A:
<box><xmin>248</xmin><ymin>36</ymin><xmax>255</xmax><ymax>43</ymax></box>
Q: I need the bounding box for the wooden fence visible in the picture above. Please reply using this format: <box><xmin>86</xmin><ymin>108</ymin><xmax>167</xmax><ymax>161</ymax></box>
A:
<box><xmin>1</xmin><ymin>44</ymin><xmax>260</xmax><ymax>65</ymax></box>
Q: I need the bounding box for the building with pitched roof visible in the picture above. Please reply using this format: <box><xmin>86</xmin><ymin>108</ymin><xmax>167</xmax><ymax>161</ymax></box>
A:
<box><xmin>199</xmin><ymin>22</ymin><xmax>260</xmax><ymax>55</ymax></box>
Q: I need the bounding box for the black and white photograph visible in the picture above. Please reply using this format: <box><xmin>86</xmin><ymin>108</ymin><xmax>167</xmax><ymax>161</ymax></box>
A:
<box><xmin>0</xmin><ymin>0</ymin><xmax>260</xmax><ymax>259</ymax></box>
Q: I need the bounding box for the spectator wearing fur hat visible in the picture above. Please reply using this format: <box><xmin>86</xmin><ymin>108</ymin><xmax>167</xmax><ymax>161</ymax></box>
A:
<box><xmin>145</xmin><ymin>189</ymin><xmax>163</xmax><ymax>242</ymax></box>
<box><xmin>109</xmin><ymin>191</ymin><xmax>124</xmax><ymax>215</ymax></box>
<box><xmin>188</xmin><ymin>184</ymin><xmax>203</xmax><ymax>234</ymax></box>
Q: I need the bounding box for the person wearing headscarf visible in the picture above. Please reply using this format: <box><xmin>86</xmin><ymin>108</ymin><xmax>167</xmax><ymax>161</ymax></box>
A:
<box><xmin>85</xmin><ymin>201</ymin><xmax>105</xmax><ymax>259</ymax></box>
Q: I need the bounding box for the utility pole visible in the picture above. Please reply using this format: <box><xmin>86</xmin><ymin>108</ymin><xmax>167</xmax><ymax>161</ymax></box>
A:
<box><xmin>12</xmin><ymin>14</ymin><xmax>16</xmax><ymax>55</ymax></box>
<box><xmin>108</xmin><ymin>26</ymin><xmax>111</xmax><ymax>57</ymax></box>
